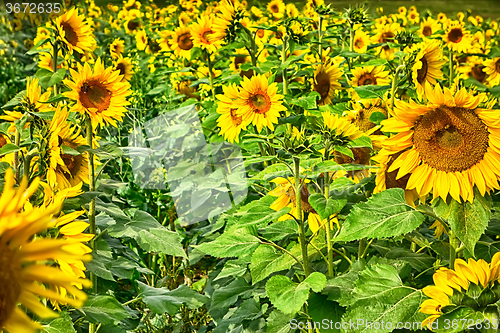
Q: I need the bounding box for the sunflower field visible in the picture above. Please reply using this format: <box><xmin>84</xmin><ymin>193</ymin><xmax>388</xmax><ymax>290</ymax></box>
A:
<box><xmin>4</xmin><ymin>0</ymin><xmax>500</xmax><ymax>332</ymax></box>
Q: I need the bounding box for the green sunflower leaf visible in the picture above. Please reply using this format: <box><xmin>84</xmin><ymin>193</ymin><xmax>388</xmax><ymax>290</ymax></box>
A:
<box><xmin>308</xmin><ymin>193</ymin><xmax>347</xmax><ymax>221</ymax></box>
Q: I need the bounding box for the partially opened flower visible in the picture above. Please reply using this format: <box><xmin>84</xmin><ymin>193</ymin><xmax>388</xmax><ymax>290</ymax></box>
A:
<box><xmin>409</xmin><ymin>39</ymin><xmax>446</xmax><ymax>97</ymax></box>
<box><xmin>483</xmin><ymin>57</ymin><xmax>500</xmax><ymax>87</ymax></box>
<box><xmin>216</xmin><ymin>83</ymin><xmax>247</xmax><ymax>143</ymax></box>
<box><xmin>54</xmin><ymin>7</ymin><xmax>95</xmax><ymax>54</ymax></box>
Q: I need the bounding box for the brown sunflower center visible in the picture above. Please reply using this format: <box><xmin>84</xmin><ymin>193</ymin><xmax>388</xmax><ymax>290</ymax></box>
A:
<box><xmin>249</xmin><ymin>92</ymin><xmax>271</xmax><ymax>114</ymax></box>
<box><xmin>355</xmin><ymin>39</ymin><xmax>364</xmax><ymax>48</ymax></box>
<box><xmin>385</xmin><ymin>150</ymin><xmax>411</xmax><ymax>190</ymax></box>
<box><xmin>202</xmin><ymin>29</ymin><xmax>213</xmax><ymax>43</ymax></box>
<box><xmin>230</xmin><ymin>109</ymin><xmax>243</xmax><ymax>126</ymax></box>
<box><xmin>315</xmin><ymin>71</ymin><xmax>331</xmax><ymax>103</ymax></box>
<box><xmin>381</xmin><ymin>31</ymin><xmax>394</xmax><ymax>50</ymax></box>
<box><xmin>116</xmin><ymin>63</ymin><xmax>126</xmax><ymax>76</ymax></box>
<box><xmin>448</xmin><ymin>28</ymin><xmax>463</xmax><ymax>43</ymax></box>
<box><xmin>288</xmin><ymin>185</ymin><xmax>316</xmax><ymax>214</ymax></box>
<box><xmin>62</xmin><ymin>153</ymin><xmax>77</xmax><ymax>172</ymax></box>
<box><xmin>413</xmin><ymin>106</ymin><xmax>489</xmax><ymax>173</ymax></box>
<box><xmin>335</xmin><ymin>147</ymin><xmax>371</xmax><ymax>178</ymax></box>
<box><xmin>417</xmin><ymin>56</ymin><xmax>428</xmax><ymax>84</ymax></box>
<box><xmin>257</xmin><ymin>29</ymin><xmax>265</xmax><ymax>38</ymax></box>
<box><xmin>127</xmin><ymin>20</ymin><xmax>140</xmax><ymax>31</ymax></box>
<box><xmin>495</xmin><ymin>59</ymin><xmax>500</xmax><ymax>73</ymax></box>
<box><xmin>61</xmin><ymin>22</ymin><xmax>78</xmax><ymax>46</ymax></box>
<box><xmin>422</xmin><ymin>26</ymin><xmax>432</xmax><ymax>36</ymax></box>
<box><xmin>270</xmin><ymin>4</ymin><xmax>279</xmax><ymax>13</ymax></box>
<box><xmin>178</xmin><ymin>32</ymin><xmax>193</xmax><ymax>50</ymax></box>
<box><xmin>0</xmin><ymin>135</ymin><xmax>7</xmax><ymax>148</ymax></box>
<box><xmin>358</xmin><ymin>73</ymin><xmax>377</xmax><ymax>86</ymax></box>
<box><xmin>79</xmin><ymin>81</ymin><xmax>112</xmax><ymax>112</ymax></box>
<box><xmin>410</xmin><ymin>13</ymin><xmax>416</xmax><ymax>19</ymax></box>
<box><xmin>471</xmin><ymin>64</ymin><xmax>486</xmax><ymax>82</ymax></box>
<box><xmin>0</xmin><ymin>242</ymin><xmax>22</xmax><ymax>327</ymax></box>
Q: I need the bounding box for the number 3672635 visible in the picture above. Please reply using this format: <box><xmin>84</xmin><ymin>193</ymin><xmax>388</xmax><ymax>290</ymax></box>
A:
<box><xmin>6</xmin><ymin>3</ymin><xmax>61</xmax><ymax>14</ymax></box>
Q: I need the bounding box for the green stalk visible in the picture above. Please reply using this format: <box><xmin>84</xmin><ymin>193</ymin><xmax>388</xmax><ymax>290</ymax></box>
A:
<box><xmin>358</xmin><ymin>239</ymin><xmax>366</xmax><ymax>260</ymax></box>
<box><xmin>318</xmin><ymin>14</ymin><xmax>323</xmax><ymax>62</ymax></box>
<box><xmin>14</xmin><ymin>129</ymin><xmax>20</xmax><ymax>182</ymax></box>
<box><xmin>207</xmin><ymin>52</ymin><xmax>216</xmax><ymax>101</ymax></box>
<box><xmin>86</xmin><ymin>117</ymin><xmax>97</xmax><ymax>333</ymax></box>
<box><xmin>323</xmin><ymin>142</ymin><xmax>334</xmax><ymax>277</ymax></box>
<box><xmin>52</xmin><ymin>42</ymin><xmax>59</xmax><ymax>96</ymax></box>
<box><xmin>281</xmin><ymin>34</ymin><xmax>288</xmax><ymax>96</ymax></box>
<box><xmin>23</xmin><ymin>148</ymin><xmax>38</xmax><ymax>180</ymax></box>
<box><xmin>449</xmin><ymin>230</ymin><xmax>458</xmax><ymax>270</ymax></box>
<box><xmin>449</xmin><ymin>49</ymin><xmax>454</xmax><ymax>88</ymax></box>
<box><xmin>294</xmin><ymin>156</ymin><xmax>310</xmax><ymax>277</ymax></box>
<box><xmin>389</xmin><ymin>65</ymin><xmax>405</xmax><ymax>117</ymax></box>
<box><xmin>349</xmin><ymin>23</ymin><xmax>354</xmax><ymax>53</ymax></box>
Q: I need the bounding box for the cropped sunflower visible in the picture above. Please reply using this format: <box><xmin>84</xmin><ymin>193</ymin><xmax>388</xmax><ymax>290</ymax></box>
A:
<box><xmin>24</xmin><ymin>77</ymin><xmax>53</xmax><ymax>113</ymax></box>
<box><xmin>419</xmin><ymin>17</ymin><xmax>440</xmax><ymax>38</ymax></box>
<box><xmin>350</xmin><ymin>66</ymin><xmax>391</xmax><ymax>87</ymax></box>
<box><xmin>63</xmin><ymin>58</ymin><xmax>131</xmax><ymax>128</ymax></box>
<box><xmin>352</xmin><ymin>30</ymin><xmax>370</xmax><ymax>54</ymax></box>
<box><xmin>420</xmin><ymin>255</ymin><xmax>500</xmax><ymax>328</ymax></box>
<box><xmin>54</xmin><ymin>7</ymin><xmax>94</xmax><ymax>54</ymax></box>
<box><xmin>267</xmin><ymin>0</ymin><xmax>285</xmax><ymax>20</ymax></box>
<box><xmin>135</xmin><ymin>30</ymin><xmax>148</xmax><ymax>51</ymax></box>
<box><xmin>191</xmin><ymin>15</ymin><xmax>221</xmax><ymax>53</ymax></box>
<box><xmin>409</xmin><ymin>40</ymin><xmax>446</xmax><ymax>97</ymax></box>
<box><xmin>483</xmin><ymin>57</ymin><xmax>500</xmax><ymax>87</ymax></box>
<box><xmin>109</xmin><ymin>38</ymin><xmax>124</xmax><ymax>59</ymax></box>
<box><xmin>372</xmin><ymin>23</ymin><xmax>401</xmax><ymax>60</ymax></box>
<box><xmin>457</xmin><ymin>56</ymin><xmax>487</xmax><ymax>84</ymax></box>
<box><xmin>38</xmin><ymin>52</ymin><xmax>65</xmax><ymax>72</ymax></box>
<box><xmin>313</xmin><ymin>59</ymin><xmax>343</xmax><ymax>106</ymax></box>
<box><xmin>322</xmin><ymin>112</ymin><xmax>363</xmax><ymax>141</ymax></box>
<box><xmin>444</xmin><ymin>21</ymin><xmax>470</xmax><ymax>53</ymax></box>
<box><xmin>216</xmin><ymin>83</ymin><xmax>247</xmax><ymax>143</ymax></box>
<box><xmin>381</xmin><ymin>83</ymin><xmax>500</xmax><ymax>203</ymax></box>
<box><xmin>114</xmin><ymin>56</ymin><xmax>134</xmax><ymax>82</ymax></box>
<box><xmin>0</xmin><ymin>169</ymin><xmax>91</xmax><ymax>333</ymax></box>
<box><xmin>211</xmin><ymin>0</ymin><xmax>239</xmax><ymax>43</ymax></box>
<box><xmin>171</xmin><ymin>26</ymin><xmax>193</xmax><ymax>59</ymax></box>
<box><xmin>235</xmin><ymin>74</ymin><xmax>286</xmax><ymax>132</ymax></box>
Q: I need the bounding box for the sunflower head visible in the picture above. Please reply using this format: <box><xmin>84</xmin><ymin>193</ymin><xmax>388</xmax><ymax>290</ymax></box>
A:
<box><xmin>322</xmin><ymin>112</ymin><xmax>363</xmax><ymax>144</ymax></box>
<box><xmin>54</xmin><ymin>7</ymin><xmax>95</xmax><ymax>54</ymax></box>
<box><xmin>343</xmin><ymin>5</ymin><xmax>370</xmax><ymax>26</ymax></box>
<box><xmin>313</xmin><ymin>59</ymin><xmax>343</xmax><ymax>106</ymax></box>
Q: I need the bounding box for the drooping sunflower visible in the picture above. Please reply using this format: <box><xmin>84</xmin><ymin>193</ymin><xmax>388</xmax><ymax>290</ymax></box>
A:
<box><xmin>211</xmin><ymin>0</ymin><xmax>240</xmax><ymax>43</ymax></box>
<box><xmin>420</xmin><ymin>255</ymin><xmax>500</xmax><ymax>328</ymax></box>
<box><xmin>418</xmin><ymin>17</ymin><xmax>441</xmax><ymax>38</ymax></box>
<box><xmin>171</xmin><ymin>26</ymin><xmax>193</xmax><ymax>59</ymax></box>
<box><xmin>409</xmin><ymin>40</ymin><xmax>446</xmax><ymax>97</ymax></box>
<box><xmin>371</xmin><ymin>22</ymin><xmax>401</xmax><ymax>60</ymax></box>
<box><xmin>216</xmin><ymin>83</ymin><xmax>247</xmax><ymax>143</ymax></box>
<box><xmin>235</xmin><ymin>74</ymin><xmax>286</xmax><ymax>132</ymax></box>
<box><xmin>54</xmin><ymin>7</ymin><xmax>94</xmax><ymax>54</ymax></box>
<box><xmin>381</xmin><ymin>83</ymin><xmax>500</xmax><ymax>203</ymax></box>
<box><xmin>483</xmin><ymin>57</ymin><xmax>500</xmax><ymax>87</ymax></box>
<box><xmin>109</xmin><ymin>38</ymin><xmax>125</xmax><ymax>59</ymax></box>
<box><xmin>24</xmin><ymin>77</ymin><xmax>53</xmax><ymax>113</ymax></box>
<box><xmin>0</xmin><ymin>169</ymin><xmax>91</xmax><ymax>333</ymax></box>
<box><xmin>267</xmin><ymin>0</ymin><xmax>285</xmax><ymax>20</ymax></box>
<box><xmin>63</xmin><ymin>58</ymin><xmax>131</xmax><ymax>128</ymax></box>
<box><xmin>114</xmin><ymin>56</ymin><xmax>134</xmax><ymax>82</ymax></box>
<box><xmin>350</xmin><ymin>65</ymin><xmax>391</xmax><ymax>87</ymax></box>
<box><xmin>352</xmin><ymin>30</ymin><xmax>370</xmax><ymax>54</ymax></box>
<box><xmin>313</xmin><ymin>59</ymin><xmax>343</xmax><ymax>106</ymax></box>
<box><xmin>191</xmin><ymin>15</ymin><xmax>222</xmax><ymax>54</ymax></box>
<box><xmin>444</xmin><ymin>21</ymin><xmax>470</xmax><ymax>53</ymax></box>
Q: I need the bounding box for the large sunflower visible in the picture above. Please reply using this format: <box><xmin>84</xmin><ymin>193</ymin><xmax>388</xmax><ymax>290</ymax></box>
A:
<box><xmin>54</xmin><ymin>7</ymin><xmax>94</xmax><ymax>54</ymax></box>
<box><xmin>420</xmin><ymin>255</ymin><xmax>500</xmax><ymax>328</ymax></box>
<box><xmin>63</xmin><ymin>58</ymin><xmax>131</xmax><ymax>128</ymax></box>
<box><xmin>409</xmin><ymin>40</ymin><xmax>446</xmax><ymax>97</ymax></box>
<box><xmin>171</xmin><ymin>26</ymin><xmax>194</xmax><ymax>59</ymax></box>
<box><xmin>235</xmin><ymin>74</ymin><xmax>286</xmax><ymax>132</ymax></box>
<box><xmin>381</xmin><ymin>83</ymin><xmax>500</xmax><ymax>203</ymax></box>
<box><xmin>0</xmin><ymin>169</ymin><xmax>91</xmax><ymax>333</ymax></box>
<box><xmin>313</xmin><ymin>59</ymin><xmax>343</xmax><ymax>106</ymax></box>
<box><xmin>191</xmin><ymin>15</ymin><xmax>221</xmax><ymax>54</ymax></box>
<box><xmin>216</xmin><ymin>83</ymin><xmax>247</xmax><ymax>143</ymax></box>
<box><xmin>444</xmin><ymin>21</ymin><xmax>470</xmax><ymax>53</ymax></box>
<box><xmin>483</xmin><ymin>57</ymin><xmax>500</xmax><ymax>87</ymax></box>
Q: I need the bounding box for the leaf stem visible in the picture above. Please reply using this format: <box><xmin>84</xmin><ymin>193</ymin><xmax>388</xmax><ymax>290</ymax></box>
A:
<box><xmin>294</xmin><ymin>156</ymin><xmax>310</xmax><ymax>277</ymax></box>
<box><xmin>389</xmin><ymin>65</ymin><xmax>405</xmax><ymax>117</ymax></box>
<box><xmin>323</xmin><ymin>141</ymin><xmax>334</xmax><ymax>277</ymax></box>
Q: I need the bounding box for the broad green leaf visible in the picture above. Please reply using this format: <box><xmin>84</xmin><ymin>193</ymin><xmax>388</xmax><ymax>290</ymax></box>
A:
<box><xmin>209</xmin><ymin>278</ymin><xmax>252</xmax><ymax>319</ymax></box>
<box><xmin>214</xmin><ymin>259</ymin><xmax>248</xmax><ymax>281</ymax></box>
<box><xmin>244</xmin><ymin>156</ymin><xmax>278</xmax><ymax>167</ymax></box>
<box><xmin>289</xmin><ymin>91</ymin><xmax>320</xmax><ymax>110</ymax></box>
<box><xmin>335</xmin><ymin>188</ymin><xmax>425</xmax><ymax>241</ymax></box>
<box><xmin>250</xmin><ymin>244</ymin><xmax>296</xmax><ymax>284</ymax></box>
<box><xmin>0</xmin><ymin>143</ymin><xmax>20</xmax><ymax>157</ymax></box>
<box><xmin>251</xmin><ymin>163</ymin><xmax>290</xmax><ymax>181</ymax></box>
<box><xmin>431</xmin><ymin>307</ymin><xmax>483</xmax><ymax>333</ymax></box>
<box><xmin>334</xmin><ymin>145</ymin><xmax>354</xmax><ymax>160</ymax></box>
<box><xmin>2</xmin><ymin>90</ymin><xmax>26</xmax><ymax>110</ymax></box>
<box><xmin>308</xmin><ymin>193</ymin><xmax>347</xmax><ymax>221</ymax></box>
<box><xmin>232</xmin><ymin>195</ymin><xmax>291</xmax><ymax>227</ymax></box>
<box><xmin>305</xmin><ymin>160</ymin><xmax>343</xmax><ymax>178</ymax></box>
<box><xmin>385</xmin><ymin>248</ymin><xmax>435</xmax><ymax>272</ymax></box>
<box><xmin>308</xmin><ymin>293</ymin><xmax>345</xmax><ymax>333</ymax></box>
<box><xmin>77</xmin><ymin>142</ymin><xmax>123</xmax><ymax>160</ymax></box>
<box><xmin>79</xmin><ymin>295</ymin><xmax>129</xmax><ymax>325</ymax></box>
<box><xmin>474</xmin><ymin>241</ymin><xmax>500</xmax><ymax>262</ymax></box>
<box><xmin>266</xmin><ymin>272</ymin><xmax>327</xmax><ymax>315</ymax></box>
<box><xmin>260</xmin><ymin>219</ymin><xmax>298</xmax><ymax>241</ymax></box>
<box><xmin>137</xmin><ymin>281</ymin><xmax>209</xmax><ymax>315</ymax></box>
<box><xmin>266</xmin><ymin>310</ymin><xmax>293</xmax><ymax>333</ymax></box>
<box><xmin>85</xmin><ymin>252</ymin><xmax>115</xmax><ymax>281</ymax></box>
<box><xmin>47</xmin><ymin>68</ymin><xmax>66</xmax><ymax>87</ymax></box>
<box><xmin>196</xmin><ymin>229</ymin><xmax>260</xmax><ymax>258</ymax></box>
<box><xmin>137</xmin><ymin>228</ymin><xmax>186</xmax><ymax>258</ymax></box>
<box><xmin>433</xmin><ymin>194</ymin><xmax>491</xmax><ymax>256</ymax></box>
<box><xmin>43</xmin><ymin>313</ymin><xmax>76</xmax><ymax>333</ymax></box>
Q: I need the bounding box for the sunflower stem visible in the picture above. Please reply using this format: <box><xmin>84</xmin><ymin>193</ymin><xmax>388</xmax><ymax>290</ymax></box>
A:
<box><xmin>254</xmin><ymin>125</ymin><xmax>268</xmax><ymax>167</ymax></box>
<box><xmin>449</xmin><ymin>230</ymin><xmax>459</xmax><ymax>270</ymax></box>
<box><xmin>318</xmin><ymin>14</ymin><xmax>323</xmax><ymax>62</ymax></box>
<box><xmin>389</xmin><ymin>65</ymin><xmax>405</xmax><ymax>117</ymax></box>
<box><xmin>14</xmin><ymin>129</ymin><xmax>20</xmax><ymax>182</ymax></box>
<box><xmin>23</xmin><ymin>148</ymin><xmax>38</xmax><ymax>181</ymax></box>
<box><xmin>448</xmin><ymin>49</ymin><xmax>454</xmax><ymax>88</ymax></box>
<box><xmin>323</xmin><ymin>141</ymin><xmax>334</xmax><ymax>277</ymax></box>
<box><xmin>52</xmin><ymin>42</ymin><xmax>59</xmax><ymax>97</ymax></box>
<box><xmin>207</xmin><ymin>52</ymin><xmax>216</xmax><ymax>101</ymax></box>
<box><xmin>281</xmin><ymin>33</ymin><xmax>288</xmax><ymax>96</ymax></box>
<box><xmin>85</xmin><ymin>117</ymin><xmax>97</xmax><ymax>286</ymax></box>
<box><xmin>358</xmin><ymin>238</ymin><xmax>366</xmax><ymax>260</ymax></box>
<box><xmin>294</xmin><ymin>156</ymin><xmax>310</xmax><ymax>277</ymax></box>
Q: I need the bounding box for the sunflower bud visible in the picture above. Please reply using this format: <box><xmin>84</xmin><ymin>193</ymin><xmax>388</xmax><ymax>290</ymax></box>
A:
<box><xmin>283</xmin><ymin>127</ymin><xmax>311</xmax><ymax>154</ymax></box>
<box><xmin>478</xmin><ymin>288</ymin><xmax>497</xmax><ymax>307</ymax></box>
<box><xmin>343</xmin><ymin>6</ymin><xmax>369</xmax><ymax>26</ymax></box>
<box><xmin>395</xmin><ymin>30</ymin><xmax>415</xmax><ymax>49</ymax></box>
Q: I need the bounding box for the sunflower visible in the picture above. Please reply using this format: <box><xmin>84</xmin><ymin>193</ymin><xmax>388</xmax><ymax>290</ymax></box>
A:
<box><xmin>483</xmin><ymin>57</ymin><xmax>500</xmax><ymax>87</ymax></box>
<box><xmin>109</xmin><ymin>38</ymin><xmax>125</xmax><ymax>59</ymax></box>
<box><xmin>420</xmin><ymin>255</ymin><xmax>500</xmax><ymax>328</ymax></box>
<box><xmin>114</xmin><ymin>56</ymin><xmax>134</xmax><ymax>82</ymax></box>
<box><xmin>322</xmin><ymin>112</ymin><xmax>363</xmax><ymax>141</ymax></box>
<box><xmin>191</xmin><ymin>15</ymin><xmax>221</xmax><ymax>54</ymax></box>
<box><xmin>372</xmin><ymin>22</ymin><xmax>401</xmax><ymax>60</ymax></box>
<box><xmin>350</xmin><ymin>65</ymin><xmax>391</xmax><ymax>87</ymax></box>
<box><xmin>216</xmin><ymin>83</ymin><xmax>247</xmax><ymax>143</ymax></box>
<box><xmin>235</xmin><ymin>74</ymin><xmax>286</xmax><ymax>132</ymax></box>
<box><xmin>352</xmin><ymin>30</ymin><xmax>370</xmax><ymax>54</ymax></box>
<box><xmin>135</xmin><ymin>30</ymin><xmax>148</xmax><ymax>51</ymax></box>
<box><xmin>407</xmin><ymin>10</ymin><xmax>419</xmax><ymax>24</ymax></box>
<box><xmin>211</xmin><ymin>0</ymin><xmax>239</xmax><ymax>43</ymax></box>
<box><xmin>418</xmin><ymin>17</ymin><xmax>440</xmax><ymax>38</ymax></box>
<box><xmin>313</xmin><ymin>59</ymin><xmax>343</xmax><ymax>106</ymax></box>
<box><xmin>444</xmin><ymin>21</ymin><xmax>470</xmax><ymax>53</ymax></box>
<box><xmin>38</xmin><ymin>52</ymin><xmax>66</xmax><ymax>72</ymax></box>
<box><xmin>457</xmin><ymin>56</ymin><xmax>488</xmax><ymax>84</ymax></box>
<box><xmin>63</xmin><ymin>58</ymin><xmax>131</xmax><ymax>128</ymax></box>
<box><xmin>267</xmin><ymin>0</ymin><xmax>285</xmax><ymax>20</ymax></box>
<box><xmin>229</xmin><ymin>48</ymin><xmax>253</xmax><ymax>78</ymax></box>
<box><xmin>23</xmin><ymin>77</ymin><xmax>53</xmax><ymax>113</ymax></box>
<box><xmin>409</xmin><ymin>40</ymin><xmax>446</xmax><ymax>97</ymax></box>
<box><xmin>54</xmin><ymin>7</ymin><xmax>94</xmax><ymax>54</ymax></box>
<box><xmin>381</xmin><ymin>83</ymin><xmax>500</xmax><ymax>203</ymax></box>
<box><xmin>171</xmin><ymin>26</ymin><xmax>193</xmax><ymax>59</ymax></box>
<box><xmin>0</xmin><ymin>169</ymin><xmax>91</xmax><ymax>333</ymax></box>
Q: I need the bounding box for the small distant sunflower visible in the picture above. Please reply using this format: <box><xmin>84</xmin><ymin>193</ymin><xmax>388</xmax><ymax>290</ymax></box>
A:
<box><xmin>135</xmin><ymin>30</ymin><xmax>148</xmax><ymax>51</ymax></box>
<box><xmin>457</xmin><ymin>56</ymin><xmax>488</xmax><ymax>84</ymax></box>
<box><xmin>444</xmin><ymin>21</ymin><xmax>470</xmax><ymax>53</ymax></box>
<box><xmin>235</xmin><ymin>74</ymin><xmax>286</xmax><ymax>132</ymax></box>
<box><xmin>409</xmin><ymin>40</ymin><xmax>446</xmax><ymax>97</ymax></box>
<box><xmin>418</xmin><ymin>17</ymin><xmax>440</xmax><ymax>38</ymax></box>
<box><xmin>0</xmin><ymin>169</ymin><xmax>91</xmax><ymax>333</ymax></box>
<box><xmin>352</xmin><ymin>30</ymin><xmax>370</xmax><ymax>54</ymax></box>
<box><xmin>350</xmin><ymin>65</ymin><xmax>391</xmax><ymax>87</ymax></box>
<box><xmin>191</xmin><ymin>15</ymin><xmax>221</xmax><ymax>53</ymax></box>
<box><xmin>171</xmin><ymin>26</ymin><xmax>193</xmax><ymax>59</ymax></box>
<box><xmin>381</xmin><ymin>83</ymin><xmax>500</xmax><ymax>203</ymax></box>
<box><xmin>109</xmin><ymin>38</ymin><xmax>125</xmax><ymax>59</ymax></box>
<box><xmin>407</xmin><ymin>10</ymin><xmax>419</xmax><ymax>24</ymax></box>
<box><xmin>483</xmin><ymin>57</ymin><xmax>500</xmax><ymax>87</ymax></box>
<box><xmin>216</xmin><ymin>83</ymin><xmax>247</xmax><ymax>143</ymax></box>
<box><xmin>313</xmin><ymin>59</ymin><xmax>343</xmax><ymax>105</ymax></box>
<box><xmin>372</xmin><ymin>23</ymin><xmax>401</xmax><ymax>60</ymax></box>
<box><xmin>267</xmin><ymin>0</ymin><xmax>285</xmax><ymax>20</ymax></box>
<box><xmin>63</xmin><ymin>58</ymin><xmax>131</xmax><ymax>128</ymax></box>
<box><xmin>54</xmin><ymin>7</ymin><xmax>94</xmax><ymax>54</ymax></box>
<box><xmin>114</xmin><ymin>56</ymin><xmax>134</xmax><ymax>82</ymax></box>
